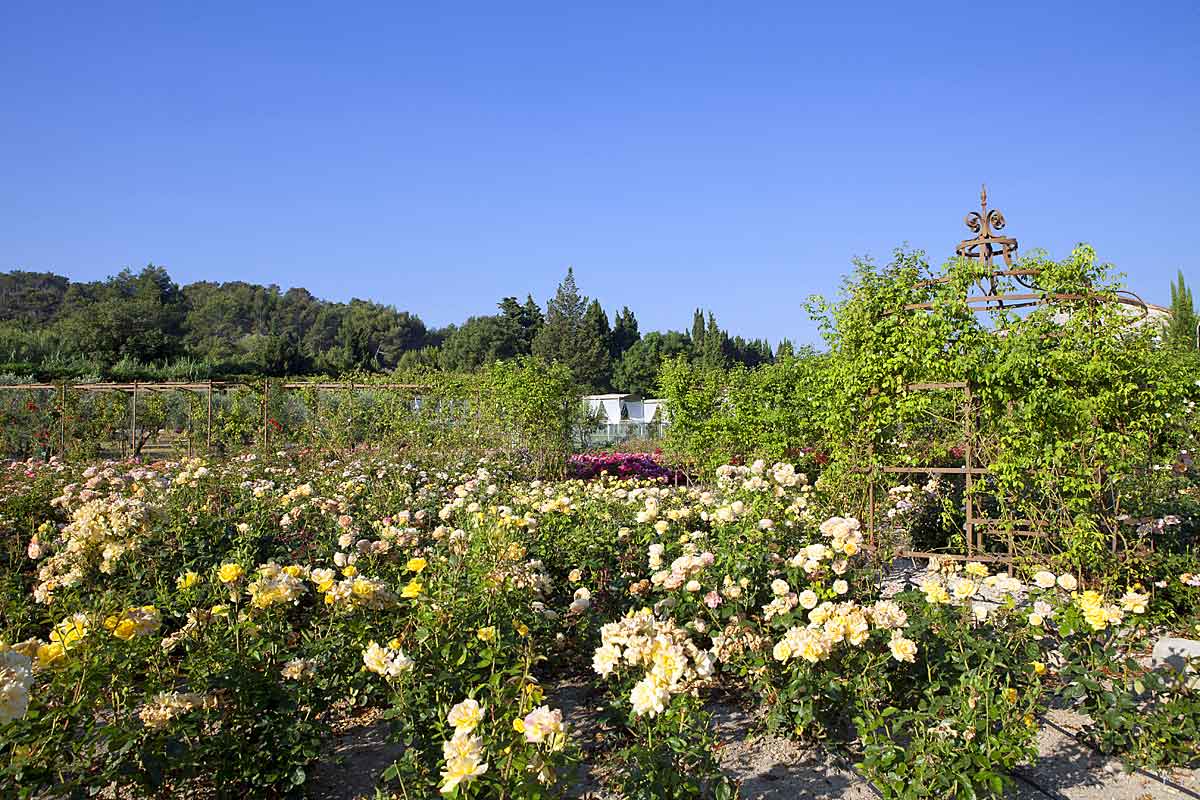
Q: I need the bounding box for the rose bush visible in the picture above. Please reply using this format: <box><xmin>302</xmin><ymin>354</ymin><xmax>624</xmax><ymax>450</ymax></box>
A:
<box><xmin>0</xmin><ymin>451</ymin><xmax>1195</xmax><ymax>798</ymax></box>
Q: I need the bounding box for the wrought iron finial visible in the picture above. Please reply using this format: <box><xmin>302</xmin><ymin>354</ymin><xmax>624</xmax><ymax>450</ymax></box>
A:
<box><xmin>956</xmin><ymin>185</ymin><xmax>1017</xmax><ymax>271</ymax></box>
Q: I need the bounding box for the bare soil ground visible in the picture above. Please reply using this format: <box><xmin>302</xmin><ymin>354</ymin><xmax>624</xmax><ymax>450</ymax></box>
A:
<box><xmin>311</xmin><ymin>682</ymin><xmax>1200</xmax><ymax>800</ymax></box>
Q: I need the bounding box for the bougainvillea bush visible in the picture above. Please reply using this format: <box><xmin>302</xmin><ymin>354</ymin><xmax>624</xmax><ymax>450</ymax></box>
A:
<box><xmin>0</xmin><ymin>452</ymin><xmax>1196</xmax><ymax>799</ymax></box>
<box><xmin>568</xmin><ymin>451</ymin><xmax>687</xmax><ymax>483</ymax></box>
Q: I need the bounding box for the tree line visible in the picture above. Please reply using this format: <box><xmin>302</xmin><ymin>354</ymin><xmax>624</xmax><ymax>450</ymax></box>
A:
<box><xmin>0</xmin><ymin>264</ymin><xmax>785</xmax><ymax>394</ymax></box>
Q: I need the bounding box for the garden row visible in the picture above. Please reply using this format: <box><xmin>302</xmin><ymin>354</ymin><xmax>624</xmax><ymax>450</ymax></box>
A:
<box><xmin>0</xmin><ymin>448</ymin><xmax>1197</xmax><ymax>799</ymax></box>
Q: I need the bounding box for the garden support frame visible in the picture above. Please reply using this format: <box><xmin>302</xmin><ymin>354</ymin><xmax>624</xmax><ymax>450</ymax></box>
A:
<box><xmin>865</xmin><ymin>187</ymin><xmax>1159</xmax><ymax>569</ymax></box>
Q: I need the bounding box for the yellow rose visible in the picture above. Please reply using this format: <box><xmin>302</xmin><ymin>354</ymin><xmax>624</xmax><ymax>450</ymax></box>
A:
<box><xmin>401</xmin><ymin>579</ymin><xmax>423</xmax><ymax>599</ymax></box>
<box><xmin>477</xmin><ymin>626</ymin><xmax>497</xmax><ymax>643</ymax></box>
<box><xmin>406</xmin><ymin>557</ymin><xmax>427</xmax><ymax>573</ymax></box>
<box><xmin>51</xmin><ymin>617</ymin><xmax>87</xmax><ymax>648</ymax></box>
<box><xmin>217</xmin><ymin>563</ymin><xmax>245</xmax><ymax>584</ymax></box>
<box><xmin>1083</xmin><ymin>606</ymin><xmax>1108</xmax><ymax>631</ymax></box>
<box><xmin>513</xmin><ymin>718</ymin><xmax>526</xmax><ymax>733</ymax></box>
<box><xmin>37</xmin><ymin>642</ymin><xmax>65</xmax><ymax>667</ymax></box>
<box><xmin>176</xmin><ymin>571</ymin><xmax>201</xmax><ymax>590</ymax></box>
<box><xmin>964</xmin><ymin>561</ymin><xmax>989</xmax><ymax>578</ymax></box>
<box><xmin>1032</xmin><ymin>661</ymin><xmax>1046</xmax><ymax>676</ymax></box>
<box><xmin>342</xmin><ymin>564</ymin><xmax>358</xmax><ymax>578</ymax></box>
<box><xmin>112</xmin><ymin>619</ymin><xmax>137</xmax><ymax>640</ymax></box>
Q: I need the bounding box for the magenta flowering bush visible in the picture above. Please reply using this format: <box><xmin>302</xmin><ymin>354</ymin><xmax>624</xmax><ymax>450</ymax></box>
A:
<box><xmin>568</xmin><ymin>452</ymin><xmax>687</xmax><ymax>483</ymax></box>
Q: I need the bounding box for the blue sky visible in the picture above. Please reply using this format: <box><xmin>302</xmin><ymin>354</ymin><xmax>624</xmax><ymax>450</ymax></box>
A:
<box><xmin>2</xmin><ymin>1</ymin><xmax>1197</xmax><ymax>345</ymax></box>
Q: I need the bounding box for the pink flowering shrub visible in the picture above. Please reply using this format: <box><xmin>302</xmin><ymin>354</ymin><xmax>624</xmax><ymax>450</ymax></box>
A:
<box><xmin>568</xmin><ymin>451</ymin><xmax>687</xmax><ymax>483</ymax></box>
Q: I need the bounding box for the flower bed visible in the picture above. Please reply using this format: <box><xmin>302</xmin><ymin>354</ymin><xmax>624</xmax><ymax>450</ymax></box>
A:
<box><xmin>0</xmin><ymin>452</ymin><xmax>1196</xmax><ymax>798</ymax></box>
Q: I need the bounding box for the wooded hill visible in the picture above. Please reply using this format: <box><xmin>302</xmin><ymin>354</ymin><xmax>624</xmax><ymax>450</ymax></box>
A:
<box><xmin>0</xmin><ymin>265</ymin><xmax>784</xmax><ymax>393</ymax></box>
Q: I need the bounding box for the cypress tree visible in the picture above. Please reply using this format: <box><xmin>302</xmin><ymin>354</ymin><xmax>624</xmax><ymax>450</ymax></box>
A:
<box><xmin>611</xmin><ymin>306</ymin><xmax>640</xmax><ymax>359</ymax></box>
<box><xmin>1168</xmin><ymin>271</ymin><xmax>1197</xmax><ymax>350</ymax></box>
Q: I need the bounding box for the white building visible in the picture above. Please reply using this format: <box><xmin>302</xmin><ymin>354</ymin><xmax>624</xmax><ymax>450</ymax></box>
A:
<box><xmin>582</xmin><ymin>393</ymin><xmax>667</xmax><ymax>444</ymax></box>
<box><xmin>583</xmin><ymin>393</ymin><xmax>667</xmax><ymax>424</ymax></box>
<box><xmin>642</xmin><ymin>398</ymin><xmax>666</xmax><ymax>423</ymax></box>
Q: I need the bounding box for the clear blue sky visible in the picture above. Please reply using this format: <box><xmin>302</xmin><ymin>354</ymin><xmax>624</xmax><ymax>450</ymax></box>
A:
<box><xmin>2</xmin><ymin>1</ymin><xmax>1197</xmax><ymax>345</ymax></box>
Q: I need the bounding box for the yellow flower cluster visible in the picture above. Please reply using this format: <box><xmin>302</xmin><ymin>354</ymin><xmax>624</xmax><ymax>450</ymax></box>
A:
<box><xmin>817</xmin><ymin>516</ymin><xmax>864</xmax><ymax>557</ymax></box>
<box><xmin>362</xmin><ymin>640</ymin><xmax>413</xmax><ymax>679</ymax></box>
<box><xmin>27</xmin><ymin>613</ymin><xmax>90</xmax><ymax>667</ymax></box>
<box><xmin>918</xmin><ymin>560</ymin><xmax>1021</xmax><ymax>610</ymax></box>
<box><xmin>104</xmin><ymin>605</ymin><xmax>162</xmax><ymax>640</ymax></box>
<box><xmin>31</xmin><ymin>495</ymin><xmax>155</xmax><ymax>604</ymax></box>
<box><xmin>171</xmin><ymin>458</ymin><xmax>210</xmax><ymax>486</ymax></box>
<box><xmin>176</xmin><ymin>571</ymin><xmax>201</xmax><ymax>590</ymax></box>
<box><xmin>217</xmin><ymin>562</ymin><xmax>246</xmax><ymax>584</ymax></box>
<box><xmin>1075</xmin><ymin>590</ymin><xmax>1126</xmax><ymax>631</ymax></box>
<box><xmin>322</xmin><ymin>575</ymin><xmax>398</xmax><ymax>610</ymax></box>
<box><xmin>592</xmin><ymin>608</ymin><xmax>716</xmax><ymax>717</ymax></box>
<box><xmin>773</xmin><ymin>599</ymin><xmax>918</xmax><ymax>665</ymax></box>
<box><xmin>246</xmin><ymin>563</ymin><xmax>308</xmax><ymax>609</ymax></box>
<box><xmin>138</xmin><ymin>691</ymin><xmax>214</xmax><ymax>730</ymax></box>
<box><xmin>441</xmin><ymin>698</ymin><xmax>488</xmax><ymax>793</ymax></box>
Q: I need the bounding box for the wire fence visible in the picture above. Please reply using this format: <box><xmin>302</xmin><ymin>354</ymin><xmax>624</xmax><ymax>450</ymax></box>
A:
<box><xmin>0</xmin><ymin>379</ymin><xmax>667</xmax><ymax>460</ymax></box>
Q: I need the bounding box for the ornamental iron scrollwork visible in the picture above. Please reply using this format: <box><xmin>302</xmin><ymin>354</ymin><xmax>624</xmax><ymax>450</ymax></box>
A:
<box><xmin>955</xmin><ymin>185</ymin><xmax>1024</xmax><ymax>299</ymax></box>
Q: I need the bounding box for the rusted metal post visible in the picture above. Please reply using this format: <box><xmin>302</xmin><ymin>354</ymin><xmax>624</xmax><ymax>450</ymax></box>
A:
<box><xmin>130</xmin><ymin>382</ymin><xmax>138</xmax><ymax>457</ymax></box>
<box><xmin>187</xmin><ymin>387</ymin><xmax>194</xmax><ymax>458</ymax></box>
<box><xmin>58</xmin><ymin>383</ymin><xmax>66</xmax><ymax>457</ymax></box>
<box><xmin>963</xmin><ymin>384</ymin><xmax>975</xmax><ymax>559</ymax></box>
<box><xmin>866</xmin><ymin>441</ymin><xmax>876</xmax><ymax>551</ymax></box>
<box><xmin>262</xmin><ymin>379</ymin><xmax>269</xmax><ymax>449</ymax></box>
<box><xmin>206</xmin><ymin>380</ymin><xmax>213</xmax><ymax>451</ymax></box>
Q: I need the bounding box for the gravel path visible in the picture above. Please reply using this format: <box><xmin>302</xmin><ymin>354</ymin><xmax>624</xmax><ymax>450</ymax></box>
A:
<box><xmin>1010</xmin><ymin>710</ymin><xmax>1200</xmax><ymax>800</ymax></box>
<box><xmin>711</xmin><ymin>704</ymin><xmax>875</xmax><ymax>799</ymax></box>
<box><xmin>311</xmin><ymin>688</ymin><xmax>1200</xmax><ymax>799</ymax></box>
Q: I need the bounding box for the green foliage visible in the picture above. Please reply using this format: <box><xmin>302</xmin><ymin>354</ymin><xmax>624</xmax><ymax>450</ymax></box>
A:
<box><xmin>439</xmin><ymin>315</ymin><xmax>525</xmax><ymax>371</ymax></box>
<box><xmin>610</xmin><ymin>699</ymin><xmax>734</xmax><ymax>800</ymax></box>
<box><xmin>481</xmin><ymin>357</ymin><xmax>580</xmax><ymax>476</ymax></box>
<box><xmin>662</xmin><ymin>245</ymin><xmax>1200</xmax><ymax>564</ymax></box>
<box><xmin>1060</xmin><ymin>641</ymin><xmax>1200</xmax><ymax>769</ymax></box>
<box><xmin>659</xmin><ymin>351</ymin><xmax>829</xmax><ymax>473</ymax></box>
<box><xmin>613</xmin><ymin>331</ymin><xmax>690</xmax><ymax>398</ymax></box>
<box><xmin>1168</xmin><ymin>270</ymin><xmax>1197</xmax><ymax>350</ymax></box>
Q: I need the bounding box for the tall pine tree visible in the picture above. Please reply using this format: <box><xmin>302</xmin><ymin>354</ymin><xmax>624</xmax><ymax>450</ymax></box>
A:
<box><xmin>532</xmin><ymin>267</ymin><xmax>611</xmax><ymax>391</ymax></box>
